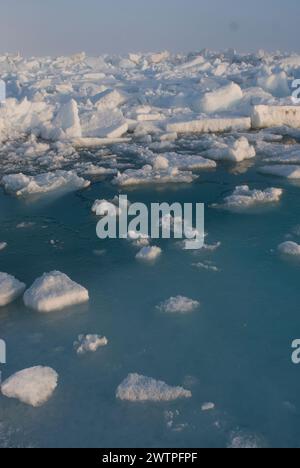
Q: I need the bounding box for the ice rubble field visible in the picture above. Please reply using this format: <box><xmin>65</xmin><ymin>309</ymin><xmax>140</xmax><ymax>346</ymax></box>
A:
<box><xmin>1</xmin><ymin>50</ymin><xmax>300</xmax><ymax>447</ymax></box>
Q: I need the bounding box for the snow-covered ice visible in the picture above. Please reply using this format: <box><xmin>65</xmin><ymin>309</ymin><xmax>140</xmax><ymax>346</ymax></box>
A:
<box><xmin>166</xmin><ymin>117</ymin><xmax>251</xmax><ymax>134</ymax></box>
<box><xmin>116</xmin><ymin>373</ymin><xmax>192</xmax><ymax>402</ymax></box>
<box><xmin>74</xmin><ymin>334</ymin><xmax>108</xmax><ymax>355</ymax></box>
<box><xmin>198</xmin><ymin>82</ymin><xmax>243</xmax><ymax>114</ymax></box>
<box><xmin>2</xmin><ymin>171</ymin><xmax>90</xmax><ymax>197</ymax></box>
<box><xmin>216</xmin><ymin>185</ymin><xmax>283</xmax><ymax>210</ymax></box>
<box><xmin>0</xmin><ymin>273</ymin><xmax>26</xmax><ymax>306</ymax></box>
<box><xmin>23</xmin><ymin>271</ymin><xmax>89</xmax><ymax>313</ymax></box>
<box><xmin>113</xmin><ymin>165</ymin><xmax>197</xmax><ymax>187</ymax></box>
<box><xmin>203</xmin><ymin>136</ymin><xmax>256</xmax><ymax>162</ymax></box>
<box><xmin>157</xmin><ymin>296</ymin><xmax>200</xmax><ymax>314</ymax></box>
<box><xmin>1</xmin><ymin>366</ymin><xmax>58</xmax><ymax>407</ymax></box>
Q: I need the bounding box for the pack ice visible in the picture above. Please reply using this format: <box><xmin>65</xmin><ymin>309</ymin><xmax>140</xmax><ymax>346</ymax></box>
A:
<box><xmin>217</xmin><ymin>186</ymin><xmax>283</xmax><ymax>210</ymax></box>
<box><xmin>1</xmin><ymin>366</ymin><xmax>58</xmax><ymax>407</ymax></box>
<box><xmin>0</xmin><ymin>273</ymin><xmax>26</xmax><ymax>306</ymax></box>
<box><xmin>116</xmin><ymin>374</ymin><xmax>192</xmax><ymax>402</ymax></box>
<box><xmin>23</xmin><ymin>271</ymin><xmax>89</xmax><ymax>313</ymax></box>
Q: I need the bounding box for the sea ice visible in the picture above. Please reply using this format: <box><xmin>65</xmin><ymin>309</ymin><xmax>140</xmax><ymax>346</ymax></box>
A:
<box><xmin>278</xmin><ymin>241</ymin><xmax>300</xmax><ymax>256</ymax></box>
<box><xmin>252</xmin><ymin>106</ymin><xmax>300</xmax><ymax>129</ymax></box>
<box><xmin>116</xmin><ymin>373</ymin><xmax>192</xmax><ymax>402</ymax></box>
<box><xmin>1</xmin><ymin>366</ymin><xmax>58</xmax><ymax>407</ymax></box>
<box><xmin>145</xmin><ymin>153</ymin><xmax>216</xmax><ymax>171</ymax></box>
<box><xmin>23</xmin><ymin>271</ymin><xmax>89</xmax><ymax>313</ymax></box>
<box><xmin>201</xmin><ymin>402</ymin><xmax>215</xmax><ymax>412</ymax></box>
<box><xmin>136</xmin><ymin>246</ymin><xmax>161</xmax><ymax>261</ymax></box>
<box><xmin>74</xmin><ymin>334</ymin><xmax>108</xmax><ymax>355</ymax></box>
<box><xmin>198</xmin><ymin>82</ymin><xmax>243</xmax><ymax>114</ymax></box>
<box><xmin>52</xmin><ymin>99</ymin><xmax>82</xmax><ymax>139</ymax></box>
<box><xmin>113</xmin><ymin>165</ymin><xmax>197</xmax><ymax>187</ymax></box>
<box><xmin>81</xmin><ymin>109</ymin><xmax>128</xmax><ymax>139</ymax></box>
<box><xmin>0</xmin><ymin>273</ymin><xmax>26</xmax><ymax>306</ymax></box>
<box><xmin>2</xmin><ymin>170</ymin><xmax>90</xmax><ymax>197</ymax></box>
<box><xmin>259</xmin><ymin>165</ymin><xmax>300</xmax><ymax>179</ymax></box>
<box><xmin>166</xmin><ymin>117</ymin><xmax>251</xmax><ymax>134</ymax></box>
<box><xmin>0</xmin><ymin>242</ymin><xmax>7</xmax><ymax>251</ymax></box>
<box><xmin>203</xmin><ymin>137</ymin><xmax>256</xmax><ymax>162</ymax></box>
<box><xmin>217</xmin><ymin>185</ymin><xmax>283</xmax><ymax>210</ymax></box>
<box><xmin>157</xmin><ymin>296</ymin><xmax>200</xmax><ymax>314</ymax></box>
<box><xmin>93</xmin><ymin>88</ymin><xmax>127</xmax><ymax>111</ymax></box>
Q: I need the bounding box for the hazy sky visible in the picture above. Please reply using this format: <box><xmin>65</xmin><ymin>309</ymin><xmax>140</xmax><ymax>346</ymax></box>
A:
<box><xmin>0</xmin><ymin>0</ymin><xmax>299</xmax><ymax>56</ymax></box>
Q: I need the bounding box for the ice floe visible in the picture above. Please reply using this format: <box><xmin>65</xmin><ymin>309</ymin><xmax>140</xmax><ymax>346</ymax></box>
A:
<box><xmin>166</xmin><ymin>117</ymin><xmax>251</xmax><ymax>134</ymax></box>
<box><xmin>203</xmin><ymin>136</ymin><xmax>256</xmax><ymax>162</ymax></box>
<box><xmin>113</xmin><ymin>165</ymin><xmax>197</xmax><ymax>187</ymax></box>
<box><xmin>23</xmin><ymin>271</ymin><xmax>89</xmax><ymax>313</ymax></box>
<box><xmin>2</xmin><ymin>170</ymin><xmax>90</xmax><ymax>197</ymax></box>
<box><xmin>1</xmin><ymin>366</ymin><xmax>58</xmax><ymax>407</ymax></box>
<box><xmin>278</xmin><ymin>241</ymin><xmax>300</xmax><ymax>256</ymax></box>
<box><xmin>259</xmin><ymin>165</ymin><xmax>300</xmax><ymax>179</ymax></box>
<box><xmin>0</xmin><ymin>273</ymin><xmax>26</xmax><ymax>306</ymax></box>
<box><xmin>116</xmin><ymin>373</ymin><xmax>192</xmax><ymax>402</ymax></box>
<box><xmin>74</xmin><ymin>334</ymin><xmax>108</xmax><ymax>355</ymax></box>
<box><xmin>136</xmin><ymin>246</ymin><xmax>162</xmax><ymax>262</ymax></box>
<box><xmin>157</xmin><ymin>296</ymin><xmax>200</xmax><ymax>314</ymax></box>
<box><xmin>215</xmin><ymin>185</ymin><xmax>283</xmax><ymax>210</ymax></box>
<box><xmin>0</xmin><ymin>242</ymin><xmax>7</xmax><ymax>251</ymax></box>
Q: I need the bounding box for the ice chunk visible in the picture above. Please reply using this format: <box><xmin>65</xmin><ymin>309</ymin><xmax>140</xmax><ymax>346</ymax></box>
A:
<box><xmin>2</xmin><ymin>170</ymin><xmax>90</xmax><ymax>197</ymax></box>
<box><xmin>1</xmin><ymin>366</ymin><xmax>58</xmax><ymax>407</ymax></box>
<box><xmin>53</xmin><ymin>99</ymin><xmax>82</xmax><ymax>139</ymax></box>
<box><xmin>198</xmin><ymin>82</ymin><xmax>243</xmax><ymax>114</ymax></box>
<box><xmin>74</xmin><ymin>334</ymin><xmax>108</xmax><ymax>355</ymax></box>
<box><xmin>278</xmin><ymin>241</ymin><xmax>300</xmax><ymax>256</ymax></box>
<box><xmin>216</xmin><ymin>185</ymin><xmax>283</xmax><ymax>210</ymax></box>
<box><xmin>113</xmin><ymin>165</ymin><xmax>197</xmax><ymax>187</ymax></box>
<box><xmin>203</xmin><ymin>137</ymin><xmax>256</xmax><ymax>162</ymax></box>
<box><xmin>23</xmin><ymin>271</ymin><xmax>89</xmax><ymax>313</ymax></box>
<box><xmin>116</xmin><ymin>373</ymin><xmax>192</xmax><ymax>402</ymax></box>
<box><xmin>147</xmin><ymin>153</ymin><xmax>216</xmax><ymax>171</ymax></box>
<box><xmin>257</xmin><ymin>72</ymin><xmax>290</xmax><ymax>98</ymax></box>
<box><xmin>157</xmin><ymin>296</ymin><xmax>200</xmax><ymax>314</ymax></box>
<box><xmin>0</xmin><ymin>242</ymin><xmax>7</xmax><ymax>251</ymax></box>
<box><xmin>81</xmin><ymin>109</ymin><xmax>128</xmax><ymax>138</ymax></box>
<box><xmin>136</xmin><ymin>246</ymin><xmax>162</xmax><ymax>261</ymax></box>
<box><xmin>259</xmin><ymin>165</ymin><xmax>300</xmax><ymax>179</ymax></box>
<box><xmin>93</xmin><ymin>89</ymin><xmax>127</xmax><ymax>111</ymax></box>
<box><xmin>252</xmin><ymin>106</ymin><xmax>300</xmax><ymax>129</ymax></box>
<box><xmin>201</xmin><ymin>402</ymin><xmax>215</xmax><ymax>412</ymax></box>
<box><xmin>166</xmin><ymin>117</ymin><xmax>251</xmax><ymax>134</ymax></box>
<box><xmin>0</xmin><ymin>273</ymin><xmax>26</xmax><ymax>306</ymax></box>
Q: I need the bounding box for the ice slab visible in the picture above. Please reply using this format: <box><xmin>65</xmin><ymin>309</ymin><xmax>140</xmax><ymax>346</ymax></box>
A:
<box><xmin>93</xmin><ymin>88</ymin><xmax>127</xmax><ymax>110</ymax></box>
<box><xmin>166</xmin><ymin>117</ymin><xmax>251</xmax><ymax>134</ymax></box>
<box><xmin>53</xmin><ymin>99</ymin><xmax>82</xmax><ymax>139</ymax></box>
<box><xmin>0</xmin><ymin>273</ymin><xmax>26</xmax><ymax>306</ymax></box>
<box><xmin>1</xmin><ymin>366</ymin><xmax>58</xmax><ymax>407</ymax></box>
<box><xmin>198</xmin><ymin>82</ymin><xmax>243</xmax><ymax>114</ymax></box>
<box><xmin>81</xmin><ymin>109</ymin><xmax>128</xmax><ymax>139</ymax></box>
<box><xmin>157</xmin><ymin>296</ymin><xmax>200</xmax><ymax>314</ymax></box>
<box><xmin>116</xmin><ymin>373</ymin><xmax>192</xmax><ymax>402</ymax></box>
<box><xmin>2</xmin><ymin>170</ymin><xmax>90</xmax><ymax>197</ymax></box>
<box><xmin>259</xmin><ymin>165</ymin><xmax>300</xmax><ymax>179</ymax></box>
<box><xmin>74</xmin><ymin>334</ymin><xmax>108</xmax><ymax>355</ymax></box>
<box><xmin>23</xmin><ymin>271</ymin><xmax>89</xmax><ymax>313</ymax></box>
<box><xmin>252</xmin><ymin>106</ymin><xmax>300</xmax><ymax>129</ymax></box>
<box><xmin>216</xmin><ymin>185</ymin><xmax>283</xmax><ymax>210</ymax></box>
<box><xmin>145</xmin><ymin>153</ymin><xmax>216</xmax><ymax>171</ymax></box>
<box><xmin>113</xmin><ymin>165</ymin><xmax>197</xmax><ymax>187</ymax></box>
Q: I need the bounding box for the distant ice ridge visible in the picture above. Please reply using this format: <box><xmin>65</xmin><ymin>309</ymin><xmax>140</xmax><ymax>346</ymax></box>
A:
<box><xmin>23</xmin><ymin>271</ymin><xmax>89</xmax><ymax>312</ymax></box>
<box><xmin>1</xmin><ymin>366</ymin><xmax>58</xmax><ymax>407</ymax></box>
<box><xmin>74</xmin><ymin>334</ymin><xmax>108</xmax><ymax>355</ymax></box>
<box><xmin>116</xmin><ymin>374</ymin><xmax>192</xmax><ymax>402</ymax></box>
<box><xmin>157</xmin><ymin>296</ymin><xmax>200</xmax><ymax>314</ymax></box>
<box><xmin>0</xmin><ymin>273</ymin><xmax>26</xmax><ymax>306</ymax></box>
<box><xmin>216</xmin><ymin>185</ymin><xmax>283</xmax><ymax>210</ymax></box>
<box><xmin>1</xmin><ymin>170</ymin><xmax>90</xmax><ymax>197</ymax></box>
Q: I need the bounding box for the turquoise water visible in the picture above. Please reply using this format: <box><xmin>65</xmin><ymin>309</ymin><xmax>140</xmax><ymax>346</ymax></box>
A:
<box><xmin>1</xmin><ymin>150</ymin><xmax>300</xmax><ymax>448</ymax></box>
